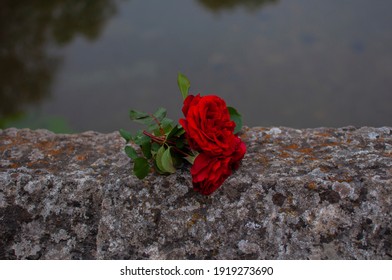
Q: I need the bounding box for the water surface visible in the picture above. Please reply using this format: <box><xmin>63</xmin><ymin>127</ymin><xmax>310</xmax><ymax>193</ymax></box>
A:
<box><xmin>1</xmin><ymin>0</ymin><xmax>391</xmax><ymax>133</ymax></box>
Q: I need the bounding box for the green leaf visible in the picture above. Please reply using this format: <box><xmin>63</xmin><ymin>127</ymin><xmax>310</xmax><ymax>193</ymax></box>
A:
<box><xmin>150</xmin><ymin>118</ymin><xmax>175</xmax><ymax>136</ymax></box>
<box><xmin>151</xmin><ymin>142</ymin><xmax>161</xmax><ymax>154</ymax></box>
<box><xmin>177</xmin><ymin>72</ymin><xmax>190</xmax><ymax>100</ymax></box>
<box><xmin>161</xmin><ymin>118</ymin><xmax>175</xmax><ymax>132</ymax></box>
<box><xmin>133</xmin><ymin>157</ymin><xmax>150</xmax><ymax>179</ymax></box>
<box><xmin>134</xmin><ymin>131</ymin><xmax>151</xmax><ymax>146</ymax></box>
<box><xmin>174</xmin><ymin>127</ymin><xmax>185</xmax><ymax>137</ymax></box>
<box><xmin>125</xmin><ymin>146</ymin><xmax>138</xmax><ymax>160</ymax></box>
<box><xmin>119</xmin><ymin>129</ymin><xmax>132</xmax><ymax>143</ymax></box>
<box><xmin>129</xmin><ymin>109</ymin><xmax>148</xmax><ymax>119</ymax></box>
<box><xmin>129</xmin><ymin>110</ymin><xmax>153</xmax><ymax>125</ymax></box>
<box><xmin>153</xmin><ymin>107</ymin><xmax>167</xmax><ymax>121</ymax></box>
<box><xmin>155</xmin><ymin>146</ymin><xmax>167</xmax><ymax>173</ymax></box>
<box><xmin>141</xmin><ymin>142</ymin><xmax>152</xmax><ymax>159</ymax></box>
<box><xmin>149</xmin><ymin>123</ymin><xmax>161</xmax><ymax>135</ymax></box>
<box><xmin>184</xmin><ymin>155</ymin><xmax>196</xmax><ymax>165</ymax></box>
<box><xmin>161</xmin><ymin>147</ymin><xmax>176</xmax><ymax>173</ymax></box>
<box><xmin>162</xmin><ymin>118</ymin><xmax>174</xmax><ymax>126</ymax></box>
<box><xmin>175</xmin><ymin>139</ymin><xmax>185</xmax><ymax>149</ymax></box>
<box><xmin>228</xmin><ymin>106</ymin><xmax>243</xmax><ymax>134</ymax></box>
<box><xmin>166</xmin><ymin>125</ymin><xmax>180</xmax><ymax>140</ymax></box>
<box><xmin>153</xmin><ymin>160</ymin><xmax>166</xmax><ymax>175</ymax></box>
<box><xmin>171</xmin><ymin>155</ymin><xmax>184</xmax><ymax>169</ymax></box>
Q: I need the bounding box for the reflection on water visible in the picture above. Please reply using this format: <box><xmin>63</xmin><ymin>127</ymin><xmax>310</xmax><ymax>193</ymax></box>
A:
<box><xmin>1</xmin><ymin>0</ymin><xmax>392</xmax><ymax>133</ymax></box>
<box><xmin>0</xmin><ymin>0</ymin><xmax>117</xmax><ymax>131</ymax></box>
<box><xmin>198</xmin><ymin>0</ymin><xmax>278</xmax><ymax>12</ymax></box>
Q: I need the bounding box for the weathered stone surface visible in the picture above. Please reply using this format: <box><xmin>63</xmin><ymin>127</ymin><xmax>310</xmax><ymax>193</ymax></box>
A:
<box><xmin>0</xmin><ymin>126</ymin><xmax>391</xmax><ymax>259</ymax></box>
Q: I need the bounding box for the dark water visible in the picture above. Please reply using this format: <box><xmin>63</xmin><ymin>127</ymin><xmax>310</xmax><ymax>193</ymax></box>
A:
<box><xmin>1</xmin><ymin>0</ymin><xmax>391</xmax><ymax>133</ymax></box>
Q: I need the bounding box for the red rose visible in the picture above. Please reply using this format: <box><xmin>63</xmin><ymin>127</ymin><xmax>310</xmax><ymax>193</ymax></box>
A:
<box><xmin>179</xmin><ymin>94</ymin><xmax>237</xmax><ymax>156</ymax></box>
<box><xmin>191</xmin><ymin>144</ymin><xmax>246</xmax><ymax>195</ymax></box>
<box><xmin>190</xmin><ymin>128</ymin><xmax>246</xmax><ymax>195</ymax></box>
<box><xmin>230</xmin><ymin>136</ymin><xmax>247</xmax><ymax>170</ymax></box>
<box><xmin>180</xmin><ymin>93</ymin><xmax>246</xmax><ymax>195</ymax></box>
<box><xmin>191</xmin><ymin>153</ymin><xmax>233</xmax><ymax>195</ymax></box>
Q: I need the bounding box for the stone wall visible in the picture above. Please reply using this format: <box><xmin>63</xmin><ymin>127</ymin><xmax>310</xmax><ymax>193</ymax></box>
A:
<box><xmin>0</xmin><ymin>126</ymin><xmax>391</xmax><ymax>259</ymax></box>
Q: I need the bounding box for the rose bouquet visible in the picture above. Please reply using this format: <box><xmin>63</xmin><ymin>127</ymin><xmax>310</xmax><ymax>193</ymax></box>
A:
<box><xmin>120</xmin><ymin>73</ymin><xmax>246</xmax><ymax>195</ymax></box>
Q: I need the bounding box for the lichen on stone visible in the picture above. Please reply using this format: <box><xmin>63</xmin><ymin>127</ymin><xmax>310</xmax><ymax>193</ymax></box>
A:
<box><xmin>0</xmin><ymin>126</ymin><xmax>391</xmax><ymax>259</ymax></box>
